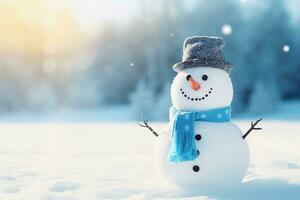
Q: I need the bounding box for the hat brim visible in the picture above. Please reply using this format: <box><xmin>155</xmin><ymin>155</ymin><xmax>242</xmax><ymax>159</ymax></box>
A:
<box><xmin>173</xmin><ymin>59</ymin><xmax>233</xmax><ymax>73</ymax></box>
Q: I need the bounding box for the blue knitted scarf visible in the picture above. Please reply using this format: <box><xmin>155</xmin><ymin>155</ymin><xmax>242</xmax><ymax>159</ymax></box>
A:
<box><xmin>168</xmin><ymin>106</ymin><xmax>231</xmax><ymax>163</ymax></box>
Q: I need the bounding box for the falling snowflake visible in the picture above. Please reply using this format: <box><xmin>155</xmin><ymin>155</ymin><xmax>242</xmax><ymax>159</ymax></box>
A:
<box><xmin>130</xmin><ymin>63</ymin><xmax>134</xmax><ymax>67</ymax></box>
<box><xmin>222</xmin><ymin>24</ymin><xmax>232</xmax><ymax>35</ymax></box>
<box><xmin>240</xmin><ymin>0</ymin><xmax>247</xmax><ymax>4</ymax></box>
<box><xmin>283</xmin><ymin>45</ymin><xmax>290</xmax><ymax>53</ymax></box>
<box><xmin>170</xmin><ymin>33</ymin><xmax>174</xmax><ymax>37</ymax></box>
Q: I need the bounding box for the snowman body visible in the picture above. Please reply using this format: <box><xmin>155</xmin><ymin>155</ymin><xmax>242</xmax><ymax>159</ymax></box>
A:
<box><xmin>157</xmin><ymin>121</ymin><xmax>249</xmax><ymax>188</ymax></box>
<box><xmin>157</xmin><ymin>65</ymin><xmax>250</xmax><ymax>188</ymax></box>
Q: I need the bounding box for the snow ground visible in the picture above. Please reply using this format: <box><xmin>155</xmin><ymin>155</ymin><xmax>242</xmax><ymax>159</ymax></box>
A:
<box><xmin>0</xmin><ymin>121</ymin><xmax>299</xmax><ymax>200</ymax></box>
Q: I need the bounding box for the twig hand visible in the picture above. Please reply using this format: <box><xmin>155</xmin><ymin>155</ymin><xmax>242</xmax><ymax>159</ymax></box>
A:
<box><xmin>138</xmin><ymin>118</ymin><xmax>159</xmax><ymax>137</ymax></box>
<box><xmin>242</xmin><ymin>118</ymin><xmax>262</xmax><ymax>139</ymax></box>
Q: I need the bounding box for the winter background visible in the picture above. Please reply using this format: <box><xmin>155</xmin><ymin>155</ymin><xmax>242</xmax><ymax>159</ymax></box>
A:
<box><xmin>0</xmin><ymin>0</ymin><xmax>300</xmax><ymax>199</ymax></box>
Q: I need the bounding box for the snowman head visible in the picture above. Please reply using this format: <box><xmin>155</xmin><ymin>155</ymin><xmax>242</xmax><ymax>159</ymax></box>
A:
<box><xmin>171</xmin><ymin>67</ymin><xmax>233</xmax><ymax>111</ymax></box>
<box><xmin>171</xmin><ymin>36</ymin><xmax>233</xmax><ymax>111</ymax></box>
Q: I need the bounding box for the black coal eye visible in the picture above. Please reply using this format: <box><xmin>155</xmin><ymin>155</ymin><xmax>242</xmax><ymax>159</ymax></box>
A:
<box><xmin>186</xmin><ymin>75</ymin><xmax>191</xmax><ymax>81</ymax></box>
<box><xmin>202</xmin><ymin>75</ymin><xmax>208</xmax><ymax>81</ymax></box>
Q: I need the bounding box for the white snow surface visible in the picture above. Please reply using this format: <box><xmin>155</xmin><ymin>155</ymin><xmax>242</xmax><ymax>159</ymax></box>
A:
<box><xmin>0</xmin><ymin>121</ymin><xmax>299</xmax><ymax>200</ymax></box>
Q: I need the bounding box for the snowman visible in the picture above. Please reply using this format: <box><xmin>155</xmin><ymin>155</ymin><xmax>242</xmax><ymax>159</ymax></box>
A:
<box><xmin>139</xmin><ymin>36</ymin><xmax>262</xmax><ymax>190</ymax></box>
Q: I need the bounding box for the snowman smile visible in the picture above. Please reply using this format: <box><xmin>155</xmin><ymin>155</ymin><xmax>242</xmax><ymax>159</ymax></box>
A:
<box><xmin>180</xmin><ymin>88</ymin><xmax>213</xmax><ymax>101</ymax></box>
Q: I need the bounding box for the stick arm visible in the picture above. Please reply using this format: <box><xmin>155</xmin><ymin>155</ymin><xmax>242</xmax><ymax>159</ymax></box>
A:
<box><xmin>138</xmin><ymin>119</ymin><xmax>159</xmax><ymax>137</ymax></box>
<box><xmin>242</xmin><ymin>118</ymin><xmax>263</xmax><ymax>139</ymax></box>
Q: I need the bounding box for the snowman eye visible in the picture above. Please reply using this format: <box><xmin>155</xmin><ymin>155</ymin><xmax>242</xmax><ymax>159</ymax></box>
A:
<box><xmin>202</xmin><ymin>75</ymin><xmax>208</xmax><ymax>81</ymax></box>
<box><xmin>186</xmin><ymin>75</ymin><xmax>192</xmax><ymax>81</ymax></box>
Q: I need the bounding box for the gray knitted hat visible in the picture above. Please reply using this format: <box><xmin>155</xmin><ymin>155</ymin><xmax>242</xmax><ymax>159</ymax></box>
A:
<box><xmin>173</xmin><ymin>36</ymin><xmax>233</xmax><ymax>73</ymax></box>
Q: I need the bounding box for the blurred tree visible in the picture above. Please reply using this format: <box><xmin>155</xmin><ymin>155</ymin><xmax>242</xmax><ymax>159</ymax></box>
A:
<box><xmin>87</xmin><ymin>0</ymin><xmax>299</xmax><ymax>119</ymax></box>
<box><xmin>0</xmin><ymin>0</ymin><xmax>299</xmax><ymax>120</ymax></box>
<box><xmin>154</xmin><ymin>83</ymin><xmax>171</xmax><ymax>121</ymax></box>
<box><xmin>129</xmin><ymin>81</ymin><xmax>155</xmax><ymax>120</ymax></box>
<box><xmin>241</xmin><ymin>0</ymin><xmax>294</xmax><ymax>113</ymax></box>
<box><xmin>248</xmin><ymin>79</ymin><xmax>280</xmax><ymax>114</ymax></box>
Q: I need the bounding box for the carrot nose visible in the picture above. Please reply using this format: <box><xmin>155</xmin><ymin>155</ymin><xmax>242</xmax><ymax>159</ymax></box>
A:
<box><xmin>189</xmin><ymin>77</ymin><xmax>201</xmax><ymax>90</ymax></box>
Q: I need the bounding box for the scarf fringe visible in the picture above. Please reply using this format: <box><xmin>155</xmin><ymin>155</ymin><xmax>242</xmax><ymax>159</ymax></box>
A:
<box><xmin>168</xmin><ymin>106</ymin><xmax>231</xmax><ymax>163</ymax></box>
<box><xmin>169</xmin><ymin>150</ymin><xmax>199</xmax><ymax>163</ymax></box>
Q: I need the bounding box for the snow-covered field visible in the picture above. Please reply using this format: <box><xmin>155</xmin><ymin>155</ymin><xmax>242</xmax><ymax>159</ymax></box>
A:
<box><xmin>0</xmin><ymin>121</ymin><xmax>299</xmax><ymax>200</ymax></box>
